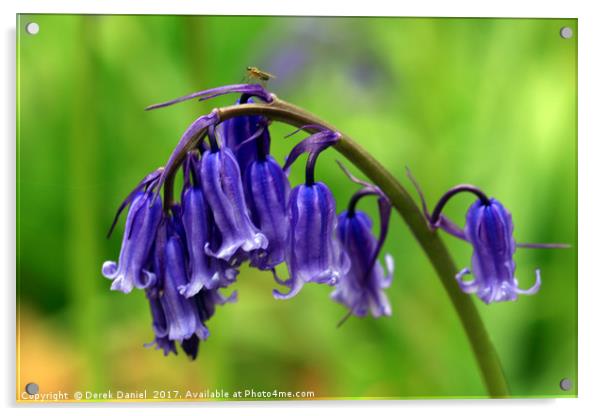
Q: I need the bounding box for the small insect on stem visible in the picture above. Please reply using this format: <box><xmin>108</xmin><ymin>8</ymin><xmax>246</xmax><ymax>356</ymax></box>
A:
<box><xmin>245</xmin><ymin>66</ymin><xmax>276</xmax><ymax>86</ymax></box>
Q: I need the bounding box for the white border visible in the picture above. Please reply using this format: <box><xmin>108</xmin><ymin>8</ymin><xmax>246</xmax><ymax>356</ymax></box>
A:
<box><xmin>2</xmin><ymin>1</ymin><xmax>600</xmax><ymax>415</ymax></box>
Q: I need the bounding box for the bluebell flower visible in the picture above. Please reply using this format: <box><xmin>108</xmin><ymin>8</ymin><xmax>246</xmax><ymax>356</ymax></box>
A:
<box><xmin>203</xmin><ymin>197</ymin><xmax>242</xmax><ymax>283</ymax></box>
<box><xmin>200</xmin><ymin>129</ymin><xmax>268</xmax><ymax>261</ymax></box>
<box><xmin>160</xmin><ymin>219</ymin><xmax>210</xmax><ymax>342</ymax></box>
<box><xmin>244</xmin><ymin>132</ymin><xmax>290</xmax><ymax>269</ymax></box>
<box><xmin>142</xmin><ymin>214</ymin><xmax>178</xmax><ymax>356</ymax></box>
<box><xmin>273</xmin><ymin>128</ymin><xmax>350</xmax><ymax>299</ymax></box>
<box><xmin>176</xmin><ymin>153</ymin><xmax>221</xmax><ymax>297</ymax></box>
<box><xmin>102</xmin><ymin>170</ymin><xmax>163</xmax><ymax>294</ymax></box>
<box><xmin>330</xmin><ymin>163</ymin><xmax>394</xmax><ymax>319</ymax></box>
<box><xmin>144</xmin><ymin>288</ymin><xmax>177</xmax><ymax>356</ymax></box>
<box><xmin>407</xmin><ymin>171</ymin><xmax>567</xmax><ymax>304</ymax></box>
<box><xmin>181</xmin><ymin>152</ymin><xmax>240</xmax><ymax>294</ymax></box>
<box><xmin>180</xmin><ymin>183</ymin><xmax>217</xmax><ymax>295</ymax></box>
<box><xmin>332</xmin><ymin>211</ymin><xmax>394</xmax><ymax>317</ymax></box>
<box><xmin>141</xmin><ymin>216</ymin><xmax>236</xmax><ymax>359</ymax></box>
<box><xmin>457</xmin><ymin>198</ymin><xmax>540</xmax><ymax>304</ymax></box>
<box><xmin>218</xmin><ymin>109</ymin><xmax>290</xmax><ymax>270</ymax></box>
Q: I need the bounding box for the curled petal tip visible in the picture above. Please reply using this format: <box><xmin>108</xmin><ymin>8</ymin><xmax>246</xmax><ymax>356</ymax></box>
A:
<box><xmin>271</xmin><ymin>269</ymin><xmax>304</xmax><ymax>300</ymax></box>
<box><xmin>455</xmin><ymin>268</ymin><xmax>478</xmax><ymax>294</ymax></box>
<box><xmin>272</xmin><ymin>286</ymin><xmax>302</xmax><ymax>300</ymax></box>
<box><xmin>271</xmin><ymin>268</ymin><xmax>289</xmax><ymax>286</ymax></box>
<box><xmin>515</xmin><ymin>269</ymin><xmax>542</xmax><ymax>295</ymax></box>
<box><xmin>136</xmin><ymin>269</ymin><xmax>157</xmax><ymax>290</ymax></box>
<box><xmin>101</xmin><ymin>261</ymin><xmax>117</xmax><ymax>279</ymax></box>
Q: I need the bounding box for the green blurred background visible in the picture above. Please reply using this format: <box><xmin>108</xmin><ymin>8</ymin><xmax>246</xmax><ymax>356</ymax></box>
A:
<box><xmin>16</xmin><ymin>15</ymin><xmax>577</xmax><ymax>399</ymax></box>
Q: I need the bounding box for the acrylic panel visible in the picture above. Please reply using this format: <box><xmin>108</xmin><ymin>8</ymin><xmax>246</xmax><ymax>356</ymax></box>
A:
<box><xmin>16</xmin><ymin>14</ymin><xmax>577</xmax><ymax>402</ymax></box>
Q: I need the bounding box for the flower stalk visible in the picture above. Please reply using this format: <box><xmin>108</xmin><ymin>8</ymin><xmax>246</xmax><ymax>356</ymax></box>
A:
<box><xmin>158</xmin><ymin>95</ymin><xmax>510</xmax><ymax>397</ymax></box>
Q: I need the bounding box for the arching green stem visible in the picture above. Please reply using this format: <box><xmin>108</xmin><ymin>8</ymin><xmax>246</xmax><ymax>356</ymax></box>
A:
<box><xmin>161</xmin><ymin>96</ymin><xmax>510</xmax><ymax>397</ymax></box>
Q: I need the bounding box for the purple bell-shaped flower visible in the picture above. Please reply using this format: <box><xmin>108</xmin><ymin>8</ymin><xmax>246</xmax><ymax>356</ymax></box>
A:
<box><xmin>144</xmin><ymin>288</ymin><xmax>177</xmax><ymax>356</ymax></box>
<box><xmin>330</xmin><ymin>167</ymin><xmax>394</xmax><ymax>319</ymax></box>
<box><xmin>407</xmin><ymin>170</ymin><xmax>568</xmax><ymax>304</ymax></box>
<box><xmin>178</xmin><ymin>152</ymin><xmax>222</xmax><ymax>297</ymax></box>
<box><xmin>273</xmin><ymin>127</ymin><xmax>349</xmax><ymax>299</ymax></box>
<box><xmin>200</xmin><ymin>126</ymin><xmax>268</xmax><ymax>261</ymax></box>
<box><xmin>160</xmin><ymin>218</ymin><xmax>210</xmax><ymax>342</ymax></box>
<box><xmin>458</xmin><ymin>198</ymin><xmax>540</xmax><ymax>304</ymax></box>
<box><xmin>102</xmin><ymin>170</ymin><xmax>163</xmax><ymax>294</ymax></box>
<box><xmin>239</xmin><ymin>119</ymin><xmax>291</xmax><ymax>270</ymax></box>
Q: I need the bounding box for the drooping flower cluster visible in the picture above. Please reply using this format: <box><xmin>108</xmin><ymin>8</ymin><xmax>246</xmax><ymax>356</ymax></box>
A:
<box><xmin>103</xmin><ymin>82</ymin><xmax>566</xmax><ymax>360</ymax></box>
<box><xmin>102</xmin><ymin>84</ymin><xmax>395</xmax><ymax>358</ymax></box>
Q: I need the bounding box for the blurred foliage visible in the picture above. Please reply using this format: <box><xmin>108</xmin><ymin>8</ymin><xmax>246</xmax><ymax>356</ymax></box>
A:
<box><xmin>17</xmin><ymin>15</ymin><xmax>577</xmax><ymax>399</ymax></box>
